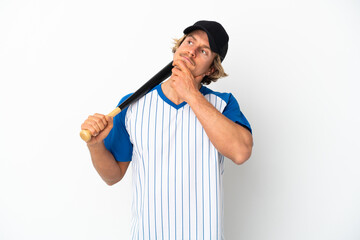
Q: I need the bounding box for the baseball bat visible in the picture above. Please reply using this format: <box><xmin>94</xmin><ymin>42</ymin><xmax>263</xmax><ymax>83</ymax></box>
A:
<box><xmin>80</xmin><ymin>61</ymin><xmax>173</xmax><ymax>142</ymax></box>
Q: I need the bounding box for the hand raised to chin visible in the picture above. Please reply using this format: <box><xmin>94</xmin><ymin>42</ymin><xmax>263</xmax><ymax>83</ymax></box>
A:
<box><xmin>170</xmin><ymin>59</ymin><xmax>204</xmax><ymax>102</ymax></box>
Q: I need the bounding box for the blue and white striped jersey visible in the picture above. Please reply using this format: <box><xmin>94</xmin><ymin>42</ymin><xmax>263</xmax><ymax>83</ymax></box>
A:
<box><xmin>105</xmin><ymin>84</ymin><xmax>251</xmax><ymax>240</ymax></box>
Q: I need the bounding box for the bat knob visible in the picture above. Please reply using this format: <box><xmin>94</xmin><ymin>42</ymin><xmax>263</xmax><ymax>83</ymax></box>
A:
<box><xmin>80</xmin><ymin>129</ymin><xmax>92</xmax><ymax>142</ymax></box>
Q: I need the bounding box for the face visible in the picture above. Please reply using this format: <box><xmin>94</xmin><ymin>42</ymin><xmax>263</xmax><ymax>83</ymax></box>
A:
<box><xmin>173</xmin><ymin>30</ymin><xmax>216</xmax><ymax>79</ymax></box>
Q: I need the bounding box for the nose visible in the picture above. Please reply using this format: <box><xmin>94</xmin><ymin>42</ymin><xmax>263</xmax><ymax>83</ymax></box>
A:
<box><xmin>188</xmin><ymin>46</ymin><xmax>196</xmax><ymax>57</ymax></box>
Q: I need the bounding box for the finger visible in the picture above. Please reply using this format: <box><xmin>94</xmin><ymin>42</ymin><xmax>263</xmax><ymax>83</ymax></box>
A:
<box><xmin>81</xmin><ymin>121</ymin><xmax>99</xmax><ymax>136</ymax></box>
<box><xmin>98</xmin><ymin>116</ymin><xmax>114</xmax><ymax>138</ymax></box>
<box><xmin>87</xmin><ymin>116</ymin><xmax>105</xmax><ymax>132</ymax></box>
<box><xmin>85</xmin><ymin>115</ymin><xmax>109</xmax><ymax>137</ymax></box>
<box><xmin>171</xmin><ymin>67</ymin><xmax>182</xmax><ymax>77</ymax></box>
<box><xmin>87</xmin><ymin>121</ymin><xmax>101</xmax><ymax>136</ymax></box>
<box><xmin>172</xmin><ymin>61</ymin><xmax>194</xmax><ymax>80</ymax></box>
<box><xmin>93</xmin><ymin>113</ymin><xmax>108</xmax><ymax>127</ymax></box>
<box><xmin>173</xmin><ymin>59</ymin><xmax>190</xmax><ymax>72</ymax></box>
<box><xmin>104</xmin><ymin>115</ymin><xmax>113</xmax><ymax>128</ymax></box>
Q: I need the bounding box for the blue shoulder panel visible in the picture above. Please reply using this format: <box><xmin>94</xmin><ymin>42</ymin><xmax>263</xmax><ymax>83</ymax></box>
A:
<box><xmin>104</xmin><ymin>94</ymin><xmax>133</xmax><ymax>162</ymax></box>
<box><xmin>200</xmin><ymin>86</ymin><xmax>252</xmax><ymax>134</ymax></box>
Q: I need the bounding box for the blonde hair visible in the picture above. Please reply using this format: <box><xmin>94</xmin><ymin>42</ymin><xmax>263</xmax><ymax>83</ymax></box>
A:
<box><xmin>172</xmin><ymin>35</ymin><xmax>228</xmax><ymax>85</ymax></box>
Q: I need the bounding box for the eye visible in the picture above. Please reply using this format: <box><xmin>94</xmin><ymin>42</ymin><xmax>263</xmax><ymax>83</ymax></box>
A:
<box><xmin>187</xmin><ymin>40</ymin><xmax>193</xmax><ymax>45</ymax></box>
<box><xmin>201</xmin><ymin>49</ymin><xmax>208</xmax><ymax>55</ymax></box>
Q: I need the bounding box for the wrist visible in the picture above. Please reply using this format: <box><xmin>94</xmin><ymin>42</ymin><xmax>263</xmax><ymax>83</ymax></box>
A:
<box><xmin>87</xmin><ymin>140</ymin><xmax>105</xmax><ymax>150</ymax></box>
<box><xmin>186</xmin><ymin>88</ymin><xmax>203</xmax><ymax>106</ymax></box>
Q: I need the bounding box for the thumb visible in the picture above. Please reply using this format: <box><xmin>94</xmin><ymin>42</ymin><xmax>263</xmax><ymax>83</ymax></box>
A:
<box><xmin>99</xmin><ymin>115</ymin><xmax>113</xmax><ymax>137</ymax></box>
<box><xmin>88</xmin><ymin>116</ymin><xmax>114</xmax><ymax>145</ymax></box>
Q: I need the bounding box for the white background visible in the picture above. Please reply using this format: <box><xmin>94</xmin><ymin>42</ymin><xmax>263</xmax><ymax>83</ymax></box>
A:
<box><xmin>1</xmin><ymin>0</ymin><xmax>359</xmax><ymax>239</ymax></box>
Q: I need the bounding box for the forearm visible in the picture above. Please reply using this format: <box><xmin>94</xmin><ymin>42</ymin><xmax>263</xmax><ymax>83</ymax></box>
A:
<box><xmin>87</xmin><ymin>142</ymin><xmax>123</xmax><ymax>185</ymax></box>
<box><xmin>187</xmin><ymin>91</ymin><xmax>253</xmax><ymax>164</ymax></box>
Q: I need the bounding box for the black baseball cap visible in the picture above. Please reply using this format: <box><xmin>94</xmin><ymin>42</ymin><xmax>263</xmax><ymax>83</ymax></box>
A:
<box><xmin>183</xmin><ymin>20</ymin><xmax>229</xmax><ymax>61</ymax></box>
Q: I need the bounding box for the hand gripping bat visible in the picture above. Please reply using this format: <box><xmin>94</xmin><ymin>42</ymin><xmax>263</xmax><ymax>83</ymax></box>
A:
<box><xmin>80</xmin><ymin>61</ymin><xmax>173</xmax><ymax>142</ymax></box>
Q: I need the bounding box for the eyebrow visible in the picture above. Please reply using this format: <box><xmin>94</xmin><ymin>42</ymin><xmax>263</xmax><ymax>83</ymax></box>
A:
<box><xmin>187</xmin><ymin>34</ymin><xmax>212</xmax><ymax>51</ymax></box>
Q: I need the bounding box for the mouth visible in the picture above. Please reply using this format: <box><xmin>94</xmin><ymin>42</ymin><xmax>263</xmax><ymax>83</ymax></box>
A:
<box><xmin>180</xmin><ymin>54</ymin><xmax>195</xmax><ymax>66</ymax></box>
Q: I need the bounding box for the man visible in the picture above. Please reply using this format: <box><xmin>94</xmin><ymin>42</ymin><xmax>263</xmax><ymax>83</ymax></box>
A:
<box><xmin>81</xmin><ymin>20</ymin><xmax>253</xmax><ymax>239</ymax></box>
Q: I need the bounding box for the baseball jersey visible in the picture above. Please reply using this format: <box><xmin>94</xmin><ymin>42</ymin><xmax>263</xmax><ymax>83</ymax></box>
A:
<box><xmin>104</xmin><ymin>84</ymin><xmax>251</xmax><ymax>240</ymax></box>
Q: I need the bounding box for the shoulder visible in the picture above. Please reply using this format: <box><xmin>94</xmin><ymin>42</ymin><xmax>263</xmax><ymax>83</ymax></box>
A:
<box><xmin>117</xmin><ymin>85</ymin><xmax>159</xmax><ymax>110</ymax></box>
<box><xmin>201</xmin><ymin>85</ymin><xmax>252</xmax><ymax>133</ymax></box>
<box><xmin>118</xmin><ymin>93</ymin><xmax>133</xmax><ymax>107</ymax></box>
<box><xmin>200</xmin><ymin>85</ymin><xmax>236</xmax><ymax>104</ymax></box>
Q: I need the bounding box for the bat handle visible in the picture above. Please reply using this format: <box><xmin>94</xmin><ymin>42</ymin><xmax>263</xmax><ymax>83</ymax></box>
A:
<box><xmin>80</xmin><ymin>107</ymin><xmax>121</xmax><ymax>142</ymax></box>
<box><xmin>79</xmin><ymin>129</ymin><xmax>92</xmax><ymax>143</ymax></box>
